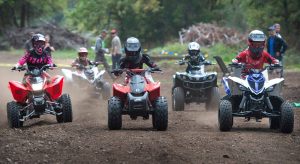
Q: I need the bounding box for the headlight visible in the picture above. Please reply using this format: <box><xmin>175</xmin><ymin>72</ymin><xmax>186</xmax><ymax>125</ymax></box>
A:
<box><xmin>31</xmin><ymin>83</ymin><xmax>44</xmax><ymax>91</ymax></box>
<box><xmin>265</xmin><ymin>86</ymin><xmax>274</xmax><ymax>92</ymax></box>
<box><xmin>207</xmin><ymin>75</ymin><xmax>214</xmax><ymax>80</ymax></box>
<box><xmin>181</xmin><ymin>75</ymin><xmax>187</xmax><ymax>80</ymax></box>
<box><xmin>239</xmin><ymin>84</ymin><xmax>248</xmax><ymax>91</ymax></box>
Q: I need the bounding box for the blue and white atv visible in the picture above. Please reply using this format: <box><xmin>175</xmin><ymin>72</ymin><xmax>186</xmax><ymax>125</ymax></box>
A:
<box><xmin>218</xmin><ymin>61</ymin><xmax>294</xmax><ymax>133</ymax></box>
<box><xmin>172</xmin><ymin>60</ymin><xmax>220</xmax><ymax>111</ymax></box>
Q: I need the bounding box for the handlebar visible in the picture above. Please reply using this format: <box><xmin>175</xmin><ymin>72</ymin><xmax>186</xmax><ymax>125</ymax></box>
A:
<box><xmin>111</xmin><ymin>67</ymin><xmax>162</xmax><ymax>76</ymax></box>
<box><xmin>177</xmin><ymin>60</ymin><xmax>213</xmax><ymax>66</ymax></box>
<box><xmin>11</xmin><ymin>64</ymin><xmax>57</xmax><ymax>72</ymax></box>
<box><xmin>229</xmin><ymin>62</ymin><xmax>282</xmax><ymax>71</ymax></box>
<box><xmin>74</xmin><ymin>61</ymin><xmax>99</xmax><ymax>69</ymax></box>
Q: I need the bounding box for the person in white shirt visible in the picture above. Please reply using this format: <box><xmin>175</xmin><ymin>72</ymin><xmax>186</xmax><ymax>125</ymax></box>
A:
<box><xmin>110</xmin><ymin>29</ymin><xmax>122</xmax><ymax>70</ymax></box>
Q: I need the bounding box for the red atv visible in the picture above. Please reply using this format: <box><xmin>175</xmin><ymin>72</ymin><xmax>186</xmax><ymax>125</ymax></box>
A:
<box><xmin>108</xmin><ymin>68</ymin><xmax>168</xmax><ymax>130</ymax></box>
<box><xmin>7</xmin><ymin>64</ymin><xmax>72</xmax><ymax>128</ymax></box>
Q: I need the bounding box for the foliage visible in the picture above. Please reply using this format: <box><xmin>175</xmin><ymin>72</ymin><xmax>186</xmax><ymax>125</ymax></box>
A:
<box><xmin>0</xmin><ymin>0</ymin><xmax>66</xmax><ymax>30</ymax></box>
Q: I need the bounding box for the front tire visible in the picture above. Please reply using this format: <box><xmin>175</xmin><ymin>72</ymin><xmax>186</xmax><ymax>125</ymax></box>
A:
<box><xmin>280</xmin><ymin>101</ymin><xmax>294</xmax><ymax>133</ymax></box>
<box><xmin>153</xmin><ymin>97</ymin><xmax>168</xmax><ymax>131</ymax></box>
<box><xmin>57</xmin><ymin>93</ymin><xmax>73</xmax><ymax>123</ymax></box>
<box><xmin>172</xmin><ymin>87</ymin><xmax>185</xmax><ymax>111</ymax></box>
<box><xmin>108</xmin><ymin>97</ymin><xmax>123</xmax><ymax>130</ymax></box>
<box><xmin>7</xmin><ymin>101</ymin><xmax>23</xmax><ymax>128</ymax></box>
<box><xmin>218</xmin><ymin>100</ymin><xmax>233</xmax><ymax>131</ymax></box>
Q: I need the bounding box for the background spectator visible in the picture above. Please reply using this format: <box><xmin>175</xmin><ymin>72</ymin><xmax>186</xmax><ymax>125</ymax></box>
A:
<box><xmin>94</xmin><ymin>29</ymin><xmax>114</xmax><ymax>79</ymax></box>
<box><xmin>44</xmin><ymin>34</ymin><xmax>55</xmax><ymax>56</ymax></box>
<box><xmin>110</xmin><ymin>29</ymin><xmax>122</xmax><ymax>70</ymax></box>
<box><xmin>273</xmin><ymin>23</ymin><xmax>282</xmax><ymax>39</ymax></box>
<box><xmin>24</xmin><ymin>32</ymin><xmax>34</xmax><ymax>52</ymax></box>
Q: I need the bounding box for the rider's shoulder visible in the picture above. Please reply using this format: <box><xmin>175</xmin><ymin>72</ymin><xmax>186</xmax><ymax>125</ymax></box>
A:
<box><xmin>141</xmin><ymin>54</ymin><xmax>152</xmax><ymax>60</ymax></box>
<box><xmin>238</xmin><ymin>49</ymin><xmax>249</xmax><ymax>56</ymax></box>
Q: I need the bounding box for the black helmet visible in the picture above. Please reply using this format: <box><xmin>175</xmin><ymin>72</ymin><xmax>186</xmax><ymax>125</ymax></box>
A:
<box><xmin>124</xmin><ymin>37</ymin><xmax>141</xmax><ymax>63</ymax></box>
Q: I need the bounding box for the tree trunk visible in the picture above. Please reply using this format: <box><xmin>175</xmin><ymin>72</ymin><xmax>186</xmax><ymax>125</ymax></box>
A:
<box><xmin>20</xmin><ymin>2</ymin><xmax>26</xmax><ymax>28</ymax></box>
<box><xmin>282</xmin><ymin>0</ymin><xmax>289</xmax><ymax>35</ymax></box>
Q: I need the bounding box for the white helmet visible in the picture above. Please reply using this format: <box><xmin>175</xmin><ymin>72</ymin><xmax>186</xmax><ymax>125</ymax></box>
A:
<box><xmin>188</xmin><ymin>42</ymin><xmax>201</xmax><ymax>61</ymax></box>
<box><xmin>248</xmin><ymin>30</ymin><xmax>266</xmax><ymax>59</ymax></box>
<box><xmin>248</xmin><ymin>30</ymin><xmax>266</xmax><ymax>42</ymax></box>
<box><xmin>188</xmin><ymin>42</ymin><xmax>200</xmax><ymax>51</ymax></box>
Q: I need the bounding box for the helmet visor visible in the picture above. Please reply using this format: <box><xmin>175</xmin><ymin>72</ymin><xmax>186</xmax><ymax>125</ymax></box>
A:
<box><xmin>79</xmin><ymin>52</ymin><xmax>88</xmax><ymax>57</ymax></box>
<box><xmin>249</xmin><ymin>33</ymin><xmax>265</xmax><ymax>42</ymax></box>
<box><xmin>125</xmin><ymin>43</ymin><xmax>140</xmax><ymax>51</ymax></box>
<box><xmin>189</xmin><ymin>50</ymin><xmax>199</xmax><ymax>56</ymax></box>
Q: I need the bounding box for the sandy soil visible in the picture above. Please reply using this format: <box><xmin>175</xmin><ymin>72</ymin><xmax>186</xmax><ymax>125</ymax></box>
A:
<box><xmin>0</xmin><ymin>53</ymin><xmax>299</xmax><ymax>163</ymax></box>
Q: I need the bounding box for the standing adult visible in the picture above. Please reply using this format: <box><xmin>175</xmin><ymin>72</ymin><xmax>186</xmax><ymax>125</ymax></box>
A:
<box><xmin>94</xmin><ymin>29</ymin><xmax>114</xmax><ymax>79</ymax></box>
<box><xmin>44</xmin><ymin>34</ymin><xmax>55</xmax><ymax>56</ymax></box>
<box><xmin>24</xmin><ymin>32</ymin><xmax>35</xmax><ymax>52</ymax></box>
<box><xmin>266</xmin><ymin>26</ymin><xmax>287</xmax><ymax>75</ymax></box>
<box><xmin>110</xmin><ymin>29</ymin><xmax>122</xmax><ymax>70</ymax></box>
<box><xmin>273</xmin><ymin>23</ymin><xmax>282</xmax><ymax>39</ymax></box>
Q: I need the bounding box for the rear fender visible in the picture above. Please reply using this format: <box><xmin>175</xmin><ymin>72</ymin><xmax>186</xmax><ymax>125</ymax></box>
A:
<box><xmin>8</xmin><ymin>81</ymin><xmax>29</xmax><ymax>103</ymax></box>
<box><xmin>146</xmin><ymin>82</ymin><xmax>160</xmax><ymax>102</ymax></box>
<box><xmin>113</xmin><ymin>84</ymin><xmax>130</xmax><ymax>100</ymax></box>
<box><xmin>45</xmin><ymin>75</ymin><xmax>64</xmax><ymax>100</ymax></box>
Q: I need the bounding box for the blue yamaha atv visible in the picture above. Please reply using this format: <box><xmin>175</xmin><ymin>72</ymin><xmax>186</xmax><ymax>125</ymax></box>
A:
<box><xmin>214</xmin><ymin>56</ymin><xmax>294</xmax><ymax>133</ymax></box>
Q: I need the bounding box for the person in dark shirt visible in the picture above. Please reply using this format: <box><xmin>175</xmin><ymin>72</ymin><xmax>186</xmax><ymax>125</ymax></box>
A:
<box><xmin>24</xmin><ymin>32</ymin><xmax>35</xmax><ymax>52</ymax></box>
<box><xmin>266</xmin><ymin>26</ymin><xmax>287</xmax><ymax>62</ymax></box>
<box><xmin>44</xmin><ymin>34</ymin><xmax>55</xmax><ymax>56</ymax></box>
<box><xmin>114</xmin><ymin>37</ymin><xmax>159</xmax><ymax>83</ymax></box>
<box><xmin>117</xmin><ymin>37</ymin><xmax>158</xmax><ymax>70</ymax></box>
<box><xmin>180</xmin><ymin>42</ymin><xmax>208</xmax><ymax>73</ymax></box>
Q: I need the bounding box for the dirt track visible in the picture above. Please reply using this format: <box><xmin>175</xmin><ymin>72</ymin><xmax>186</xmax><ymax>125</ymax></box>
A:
<box><xmin>0</xmin><ymin>53</ymin><xmax>299</xmax><ymax>163</ymax></box>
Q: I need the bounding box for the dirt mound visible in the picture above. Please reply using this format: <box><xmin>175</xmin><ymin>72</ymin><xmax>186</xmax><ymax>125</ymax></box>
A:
<box><xmin>180</xmin><ymin>23</ymin><xmax>246</xmax><ymax>46</ymax></box>
<box><xmin>2</xmin><ymin>24</ymin><xmax>87</xmax><ymax>50</ymax></box>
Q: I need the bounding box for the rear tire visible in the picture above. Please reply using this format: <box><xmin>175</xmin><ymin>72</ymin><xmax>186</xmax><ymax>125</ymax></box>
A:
<box><xmin>153</xmin><ymin>97</ymin><xmax>168</xmax><ymax>131</ymax></box>
<box><xmin>172</xmin><ymin>87</ymin><xmax>185</xmax><ymax>111</ymax></box>
<box><xmin>102</xmin><ymin>82</ymin><xmax>111</xmax><ymax>100</ymax></box>
<box><xmin>206</xmin><ymin>87</ymin><xmax>220</xmax><ymax>110</ymax></box>
<box><xmin>7</xmin><ymin>101</ymin><xmax>23</xmax><ymax>128</ymax></box>
<box><xmin>108</xmin><ymin>97</ymin><xmax>122</xmax><ymax>130</ymax></box>
<box><xmin>57</xmin><ymin>94</ymin><xmax>73</xmax><ymax>123</ymax></box>
<box><xmin>218</xmin><ymin>100</ymin><xmax>233</xmax><ymax>131</ymax></box>
<box><xmin>280</xmin><ymin>101</ymin><xmax>294</xmax><ymax>133</ymax></box>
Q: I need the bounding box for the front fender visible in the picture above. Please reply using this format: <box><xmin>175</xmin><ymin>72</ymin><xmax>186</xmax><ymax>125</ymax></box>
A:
<box><xmin>95</xmin><ymin>70</ymin><xmax>105</xmax><ymax>80</ymax></box>
<box><xmin>265</xmin><ymin>78</ymin><xmax>284</xmax><ymax>89</ymax></box>
<box><xmin>45</xmin><ymin>75</ymin><xmax>64</xmax><ymax>100</ymax></box>
<box><xmin>228</xmin><ymin>76</ymin><xmax>249</xmax><ymax>88</ymax></box>
<box><xmin>8</xmin><ymin>81</ymin><xmax>29</xmax><ymax>103</ymax></box>
<box><xmin>146</xmin><ymin>82</ymin><xmax>160</xmax><ymax>102</ymax></box>
<box><xmin>113</xmin><ymin>84</ymin><xmax>130</xmax><ymax>101</ymax></box>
